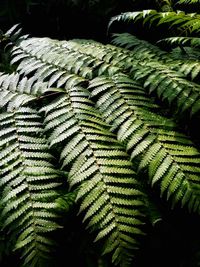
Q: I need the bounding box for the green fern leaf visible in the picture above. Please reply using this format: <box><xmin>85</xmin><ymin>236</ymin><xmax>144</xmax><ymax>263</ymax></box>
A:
<box><xmin>109</xmin><ymin>10</ymin><xmax>200</xmax><ymax>35</ymax></box>
<box><xmin>89</xmin><ymin>74</ymin><xmax>200</xmax><ymax>212</ymax></box>
<box><xmin>41</xmin><ymin>85</ymin><xmax>146</xmax><ymax>266</ymax></box>
<box><xmin>0</xmin><ymin>107</ymin><xmax>60</xmax><ymax>267</ymax></box>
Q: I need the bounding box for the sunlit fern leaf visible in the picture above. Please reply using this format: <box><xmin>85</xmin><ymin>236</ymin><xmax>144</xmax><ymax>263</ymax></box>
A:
<box><xmin>0</xmin><ymin>107</ymin><xmax>60</xmax><ymax>267</ymax></box>
<box><xmin>64</xmin><ymin>39</ymin><xmax>132</xmax><ymax>72</ymax></box>
<box><xmin>11</xmin><ymin>36</ymin><xmax>200</xmax><ymax>128</ymax></box>
<box><xmin>40</xmin><ymin>86</ymin><xmax>146</xmax><ymax>266</ymax></box>
<box><xmin>178</xmin><ymin>0</ymin><xmax>200</xmax><ymax>3</ymax></box>
<box><xmin>11</xmin><ymin>37</ymin><xmax>98</xmax><ymax>80</ymax></box>
<box><xmin>177</xmin><ymin>61</ymin><xmax>200</xmax><ymax>80</ymax></box>
<box><xmin>11</xmin><ymin>37</ymin><xmax>122</xmax><ymax>83</ymax></box>
<box><xmin>12</xmin><ymin>36</ymin><xmax>129</xmax><ymax>85</ymax></box>
<box><xmin>109</xmin><ymin>10</ymin><xmax>200</xmax><ymax>35</ymax></box>
<box><xmin>0</xmin><ymin>71</ymin><xmax>54</xmax><ymax>111</ymax></box>
<box><xmin>89</xmin><ymin>74</ymin><xmax>200</xmax><ymax>212</ymax></box>
<box><xmin>11</xmin><ymin>35</ymin><xmax>200</xmax><ymax>125</ymax></box>
<box><xmin>11</xmin><ymin>39</ymin><xmax>91</xmax><ymax>88</ymax></box>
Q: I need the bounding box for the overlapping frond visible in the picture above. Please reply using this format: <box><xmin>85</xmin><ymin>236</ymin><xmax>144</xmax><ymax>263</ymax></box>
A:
<box><xmin>51</xmin><ymin>38</ymin><xmax>200</xmax><ymax>117</ymax></box>
<box><xmin>0</xmin><ymin>107</ymin><xmax>60</xmax><ymax>267</ymax></box>
<box><xmin>0</xmin><ymin>71</ymin><xmax>52</xmax><ymax>111</ymax></box>
<box><xmin>11</xmin><ymin>37</ymin><xmax>121</xmax><ymax>81</ymax></box>
<box><xmin>41</xmin><ymin>85</ymin><xmax>146</xmax><ymax>266</ymax></box>
<box><xmin>111</xmin><ymin>33</ymin><xmax>169</xmax><ymax>62</ymax></box>
<box><xmin>11</xmin><ymin>37</ymin><xmax>130</xmax><ymax>83</ymax></box>
<box><xmin>89</xmin><ymin>74</ymin><xmax>200</xmax><ymax>212</ymax></box>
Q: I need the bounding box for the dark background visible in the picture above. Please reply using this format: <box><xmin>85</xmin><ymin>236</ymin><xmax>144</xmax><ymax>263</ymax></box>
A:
<box><xmin>0</xmin><ymin>0</ymin><xmax>156</xmax><ymax>41</ymax></box>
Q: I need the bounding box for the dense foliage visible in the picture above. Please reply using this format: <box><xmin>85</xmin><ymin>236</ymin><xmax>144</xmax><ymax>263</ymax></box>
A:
<box><xmin>1</xmin><ymin>0</ymin><xmax>200</xmax><ymax>267</ymax></box>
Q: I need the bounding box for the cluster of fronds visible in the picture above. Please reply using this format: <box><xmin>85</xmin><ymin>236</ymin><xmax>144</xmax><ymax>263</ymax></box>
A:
<box><xmin>1</xmin><ymin>23</ymin><xmax>200</xmax><ymax>267</ymax></box>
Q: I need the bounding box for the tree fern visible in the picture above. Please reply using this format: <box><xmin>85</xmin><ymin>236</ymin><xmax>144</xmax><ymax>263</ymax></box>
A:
<box><xmin>1</xmin><ymin>22</ymin><xmax>200</xmax><ymax>266</ymax></box>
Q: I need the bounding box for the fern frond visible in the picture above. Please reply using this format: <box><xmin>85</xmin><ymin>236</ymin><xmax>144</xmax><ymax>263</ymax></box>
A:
<box><xmin>0</xmin><ymin>107</ymin><xmax>60</xmax><ymax>267</ymax></box>
<box><xmin>65</xmin><ymin>39</ymin><xmax>133</xmax><ymax>73</ymax></box>
<box><xmin>131</xmin><ymin>61</ymin><xmax>200</xmax><ymax>116</ymax></box>
<box><xmin>11</xmin><ymin>37</ymin><xmax>124</xmax><ymax>83</ymax></box>
<box><xmin>41</xmin><ymin>86</ymin><xmax>146</xmax><ymax>266</ymax></box>
<box><xmin>47</xmin><ymin>38</ymin><xmax>200</xmax><ymax>117</ymax></box>
<box><xmin>109</xmin><ymin>10</ymin><xmax>200</xmax><ymax>35</ymax></box>
<box><xmin>89</xmin><ymin>74</ymin><xmax>200</xmax><ymax>212</ymax></box>
<box><xmin>111</xmin><ymin>33</ymin><xmax>169</xmax><ymax>62</ymax></box>
<box><xmin>12</xmin><ymin>37</ymin><xmax>117</xmax><ymax>81</ymax></box>
<box><xmin>160</xmin><ymin>36</ymin><xmax>200</xmax><ymax>48</ymax></box>
<box><xmin>12</xmin><ymin>35</ymin><xmax>200</xmax><ymax>125</ymax></box>
<box><xmin>178</xmin><ymin>0</ymin><xmax>200</xmax><ymax>4</ymax></box>
<box><xmin>111</xmin><ymin>33</ymin><xmax>200</xmax><ymax>78</ymax></box>
<box><xmin>1</xmin><ymin>24</ymin><xmax>26</xmax><ymax>45</ymax></box>
<box><xmin>176</xmin><ymin>60</ymin><xmax>200</xmax><ymax>80</ymax></box>
<box><xmin>3</xmin><ymin>23</ymin><xmax>200</xmax><ymax>267</ymax></box>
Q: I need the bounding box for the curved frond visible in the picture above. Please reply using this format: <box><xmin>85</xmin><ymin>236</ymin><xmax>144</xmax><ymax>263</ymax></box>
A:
<box><xmin>111</xmin><ymin>33</ymin><xmax>170</xmax><ymax>62</ymax></box>
<box><xmin>109</xmin><ymin>10</ymin><xmax>200</xmax><ymax>35</ymax></box>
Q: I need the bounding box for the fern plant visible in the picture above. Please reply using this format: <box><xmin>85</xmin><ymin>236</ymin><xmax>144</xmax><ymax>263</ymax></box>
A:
<box><xmin>0</xmin><ymin>23</ymin><xmax>200</xmax><ymax>267</ymax></box>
